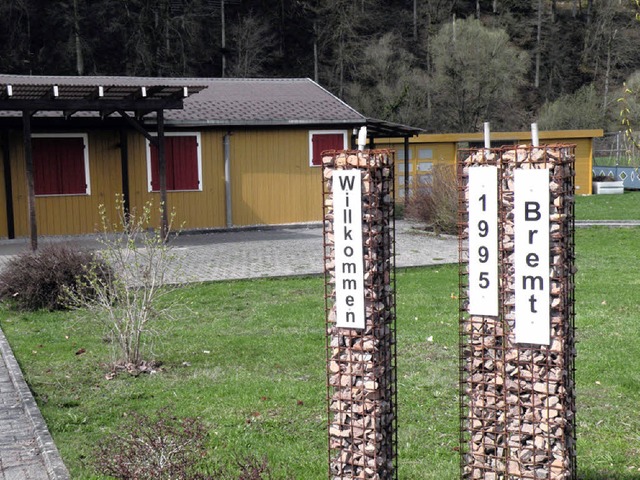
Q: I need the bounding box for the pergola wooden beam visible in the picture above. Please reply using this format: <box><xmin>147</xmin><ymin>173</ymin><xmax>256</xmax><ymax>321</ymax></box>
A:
<box><xmin>0</xmin><ymin>81</ymin><xmax>205</xmax><ymax>248</ymax></box>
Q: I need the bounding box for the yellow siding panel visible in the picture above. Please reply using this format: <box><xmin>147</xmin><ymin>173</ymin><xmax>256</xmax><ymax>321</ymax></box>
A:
<box><xmin>378</xmin><ymin>135</ymin><xmax>596</xmax><ymax>197</ymax></box>
<box><xmin>10</xmin><ymin>131</ymin><xmax>122</xmax><ymax>237</ymax></box>
<box><xmin>571</xmin><ymin>138</ymin><xmax>592</xmax><ymax>195</ymax></box>
<box><xmin>127</xmin><ymin>131</ymin><xmax>226</xmax><ymax>231</ymax></box>
<box><xmin>0</xmin><ymin>138</ymin><xmax>7</xmax><ymax>238</ymax></box>
<box><xmin>229</xmin><ymin>129</ymin><xmax>322</xmax><ymax>226</ymax></box>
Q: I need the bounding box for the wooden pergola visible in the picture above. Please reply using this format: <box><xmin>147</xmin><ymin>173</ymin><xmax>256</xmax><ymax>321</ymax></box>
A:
<box><xmin>0</xmin><ymin>81</ymin><xmax>204</xmax><ymax>250</ymax></box>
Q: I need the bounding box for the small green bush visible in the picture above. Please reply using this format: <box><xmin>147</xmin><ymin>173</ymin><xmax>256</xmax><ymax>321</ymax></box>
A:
<box><xmin>404</xmin><ymin>164</ymin><xmax>458</xmax><ymax>234</ymax></box>
<box><xmin>0</xmin><ymin>243</ymin><xmax>111</xmax><ymax>311</ymax></box>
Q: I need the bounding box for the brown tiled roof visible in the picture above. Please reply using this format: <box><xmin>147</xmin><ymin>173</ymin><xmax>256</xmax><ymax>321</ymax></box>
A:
<box><xmin>0</xmin><ymin>75</ymin><xmax>366</xmax><ymax>127</ymax></box>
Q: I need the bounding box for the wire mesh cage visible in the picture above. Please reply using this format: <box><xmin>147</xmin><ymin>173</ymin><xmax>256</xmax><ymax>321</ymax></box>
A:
<box><xmin>458</xmin><ymin>145</ymin><xmax>577</xmax><ymax>480</ymax></box>
<box><xmin>322</xmin><ymin>150</ymin><xmax>397</xmax><ymax>480</ymax></box>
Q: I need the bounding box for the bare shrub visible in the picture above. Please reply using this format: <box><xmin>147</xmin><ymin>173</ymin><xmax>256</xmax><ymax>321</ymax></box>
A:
<box><xmin>0</xmin><ymin>244</ymin><xmax>111</xmax><ymax>311</ymax></box>
<box><xmin>93</xmin><ymin>408</ymin><xmax>210</xmax><ymax>479</ymax></box>
<box><xmin>93</xmin><ymin>408</ymin><xmax>276</xmax><ymax>480</ymax></box>
<box><xmin>67</xmin><ymin>195</ymin><xmax>183</xmax><ymax>369</ymax></box>
<box><xmin>404</xmin><ymin>164</ymin><xmax>458</xmax><ymax>234</ymax></box>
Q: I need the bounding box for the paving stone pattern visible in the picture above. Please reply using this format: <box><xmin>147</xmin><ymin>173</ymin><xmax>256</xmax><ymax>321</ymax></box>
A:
<box><xmin>0</xmin><ymin>330</ymin><xmax>69</xmax><ymax>480</ymax></box>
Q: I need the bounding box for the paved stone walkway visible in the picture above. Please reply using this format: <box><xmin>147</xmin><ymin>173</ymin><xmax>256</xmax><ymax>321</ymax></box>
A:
<box><xmin>0</xmin><ymin>220</ymin><xmax>457</xmax><ymax>479</ymax></box>
<box><xmin>167</xmin><ymin>220</ymin><xmax>458</xmax><ymax>282</ymax></box>
<box><xmin>0</xmin><ymin>331</ymin><xmax>69</xmax><ymax>480</ymax></box>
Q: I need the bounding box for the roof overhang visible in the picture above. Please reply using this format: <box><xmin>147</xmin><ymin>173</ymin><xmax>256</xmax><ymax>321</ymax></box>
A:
<box><xmin>0</xmin><ymin>82</ymin><xmax>205</xmax><ymax>119</ymax></box>
<box><xmin>365</xmin><ymin>118</ymin><xmax>424</xmax><ymax>138</ymax></box>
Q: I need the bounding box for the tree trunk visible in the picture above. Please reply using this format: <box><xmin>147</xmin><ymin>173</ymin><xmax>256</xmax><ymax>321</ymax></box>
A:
<box><xmin>73</xmin><ymin>0</ymin><xmax>83</xmax><ymax>75</ymax></box>
<box><xmin>313</xmin><ymin>20</ymin><xmax>319</xmax><ymax>83</ymax></box>
<box><xmin>413</xmin><ymin>0</ymin><xmax>418</xmax><ymax>41</ymax></box>
<box><xmin>535</xmin><ymin>0</ymin><xmax>543</xmax><ymax>89</ymax></box>
<box><xmin>603</xmin><ymin>29</ymin><xmax>617</xmax><ymax>112</ymax></box>
<box><xmin>221</xmin><ymin>0</ymin><xmax>226</xmax><ymax>78</ymax></box>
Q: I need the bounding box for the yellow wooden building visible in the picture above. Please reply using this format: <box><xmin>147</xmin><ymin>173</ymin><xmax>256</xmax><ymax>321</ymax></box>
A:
<box><xmin>375</xmin><ymin>129</ymin><xmax>604</xmax><ymax>198</ymax></box>
<box><xmin>0</xmin><ymin>75</ymin><xmax>419</xmax><ymax>239</ymax></box>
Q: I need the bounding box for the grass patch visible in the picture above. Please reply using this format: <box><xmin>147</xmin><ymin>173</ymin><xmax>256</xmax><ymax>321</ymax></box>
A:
<box><xmin>575</xmin><ymin>190</ymin><xmax>640</xmax><ymax>220</ymax></box>
<box><xmin>1</xmin><ymin>227</ymin><xmax>639</xmax><ymax>478</ymax></box>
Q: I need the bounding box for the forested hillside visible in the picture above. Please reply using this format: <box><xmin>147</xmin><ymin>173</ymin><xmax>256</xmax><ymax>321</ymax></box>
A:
<box><xmin>1</xmin><ymin>0</ymin><xmax>639</xmax><ymax>133</ymax></box>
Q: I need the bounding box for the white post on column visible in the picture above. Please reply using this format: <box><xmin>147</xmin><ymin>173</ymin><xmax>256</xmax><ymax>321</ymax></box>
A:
<box><xmin>357</xmin><ymin>126</ymin><xmax>367</xmax><ymax>151</ymax></box>
<box><xmin>531</xmin><ymin>122</ymin><xmax>540</xmax><ymax>147</ymax></box>
<box><xmin>483</xmin><ymin>122</ymin><xmax>491</xmax><ymax>150</ymax></box>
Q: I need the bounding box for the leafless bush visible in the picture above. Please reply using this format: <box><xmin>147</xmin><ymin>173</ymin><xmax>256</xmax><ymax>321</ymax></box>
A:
<box><xmin>0</xmin><ymin>244</ymin><xmax>111</xmax><ymax>311</ymax></box>
<box><xmin>404</xmin><ymin>164</ymin><xmax>458</xmax><ymax>234</ymax></box>
<box><xmin>93</xmin><ymin>408</ymin><xmax>275</xmax><ymax>480</ymax></box>
<box><xmin>67</xmin><ymin>195</ymin><xmax>183</xmax><ymax>368</ymax></box>
<box><xmin>93</xmin><ymin>408</ymin><xmax>210</xmax><ymax>479</ymax></box>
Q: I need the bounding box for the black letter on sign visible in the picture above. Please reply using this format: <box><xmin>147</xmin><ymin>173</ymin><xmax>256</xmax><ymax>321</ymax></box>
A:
<box><xmin>339</xmin><ymin>175</ymin><xmax>356</xmax><ymax>190</ymax></box>
<box><xmin>524</xmin><ymin>202</ymin><xmax>542</xmax><ymax>221</ymax></box>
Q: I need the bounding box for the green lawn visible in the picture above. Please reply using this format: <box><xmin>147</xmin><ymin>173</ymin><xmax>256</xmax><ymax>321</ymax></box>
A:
<box><xmin>1</xmin><ymin>227</ymin><xmax>639</xmax><ymax>478</ymax></box>
<box><xmin>575</xmin><ymin>190</ymin><xmax>640</xmax><ymax>220</ymax></box>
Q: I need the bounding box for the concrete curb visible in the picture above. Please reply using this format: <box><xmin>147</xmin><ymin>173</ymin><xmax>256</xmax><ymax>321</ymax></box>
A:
<box><xmin>0</xmin><ymin>328</ymin><xmax>70</xmax><ymax>480</ymax></box>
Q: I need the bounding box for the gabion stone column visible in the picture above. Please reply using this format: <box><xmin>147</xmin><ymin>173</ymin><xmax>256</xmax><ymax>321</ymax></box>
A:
<box><xmin>322</xmin><ymin>150</ymin><xmax>397</xmax><ymax>480</ymax></box>
<box><xmin>459</xmin><ymin>145</ymin><xmax>577</xmax><ymax>480</ymax></box>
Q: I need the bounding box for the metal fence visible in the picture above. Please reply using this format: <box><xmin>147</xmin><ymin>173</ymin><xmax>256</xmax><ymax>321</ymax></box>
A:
<box><xmin>323</xmin><ymin>150</ymin><xmax>397</xmax><ymax>480</ymax></box>
<box><xmin>458</xmin><ymin>145</ymin><xmax>577</xmax><ymax>479</ymax></box>
<box><xmin>592</xmin><ymin>132</ymin><xmax>640</xmax><ymax>189</ymax></box>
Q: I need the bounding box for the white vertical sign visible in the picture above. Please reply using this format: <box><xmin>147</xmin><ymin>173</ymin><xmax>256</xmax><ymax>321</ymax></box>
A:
<box><xmin>514</xmin><ymin>169</ymin><xmax>550</xmax><ymax>345</ymax></box>
<box><xmin>333</xmin><ymin>171</ymin><xmax>365</xmax><ymax>329</ymax></box>
<box><xmin>468</xmin><ymin>166</ymin><xmax>499</xmax><ymax>316</ymax></box>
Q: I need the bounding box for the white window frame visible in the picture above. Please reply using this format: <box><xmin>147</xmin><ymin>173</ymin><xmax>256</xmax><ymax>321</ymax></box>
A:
<box><xmin>145</xmin><ymin>131</ymin><xmax>203</xmax><ymax>192</ymax></box>
<box><xmin>308</xmin><ymin>130</ymin><xmax>349</xmax><ymax>167</ymax></box>
<box><xmin>32</xmin><ymin>133</ymin><xmax>91</xmax><ymax>196</ymax></box>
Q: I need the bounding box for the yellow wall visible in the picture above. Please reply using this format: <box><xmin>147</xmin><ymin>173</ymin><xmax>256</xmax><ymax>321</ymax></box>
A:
<box><xmin>229</xmin><ymin>129</ymin><xmax>322</xmax><ymax>226</ymax></box>
<box><xmin>376</xmin><ymin>130</ymin><xmax>603</xmax><ymax>196</ymax></box>
<box><xmin>0</xmin><ymin>137</ymin><xmax>8</xmax><ymax>238</ymax></box>
<box><xmin>10</xmin><ymin>130</ymin><xmax>122</xmax><ymax>237</ymax></box>
<box><xmin>3</xmin><ymin>126</ymin><xmax>326</xmax><ymax>238</ymax></box>
<box><xmin>375</xmin><ymin>139</ymin><xmax>455</xmax><ymax>200</ymax></box>
<box><xmin>127</xmin><ymin>128</ymin><xmax>322</xmax><ymax>230</ymax></box>
<box><xmin>0</xmin><ymin>127</ymin><xmax>603</xmax><ymax>238</ymax></box>
<box><xmin>127</xmin><ymin>130</ymin><xmax>227</xmax><ymax>231</ymax></box>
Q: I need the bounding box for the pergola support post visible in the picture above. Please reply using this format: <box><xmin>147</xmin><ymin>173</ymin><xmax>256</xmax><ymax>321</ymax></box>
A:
<box><xmin>2</xmin><ymin>131</ymin><xmax>15</xmax><ymax>239</ymax></box>
<box><xmin>22</xmin><ymin>110</ymin><xmax>37</xmax><ymax>251</ymax></box>
<box><xmin>119</xmin><ymin>129</ymin><xmax>130</xmax><ymax>216</ymax></box>
<box><xmin>157</xmin><ymin>109</ymin><xmax>168</xmax><ymax>239</ymax></box>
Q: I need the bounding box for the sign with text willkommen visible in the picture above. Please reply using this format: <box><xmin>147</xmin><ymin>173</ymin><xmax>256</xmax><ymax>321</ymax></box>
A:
<box><xmin>333</xmin><ymin>170</ymin><xmax>365</xmax><ymax>329</ymax></box>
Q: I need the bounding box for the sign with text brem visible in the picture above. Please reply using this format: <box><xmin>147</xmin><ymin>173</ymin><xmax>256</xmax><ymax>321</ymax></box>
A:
<box><xmin>514</xmin><ymin>168</ymin><xmax>550</xmax><ymax>345</ymax></box>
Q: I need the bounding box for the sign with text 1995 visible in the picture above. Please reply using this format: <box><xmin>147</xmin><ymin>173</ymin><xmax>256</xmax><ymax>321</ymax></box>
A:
<box><xmin>468</xmin><ymin>166</ymin><xmax>499</xmax><ymax>316</ymax></box>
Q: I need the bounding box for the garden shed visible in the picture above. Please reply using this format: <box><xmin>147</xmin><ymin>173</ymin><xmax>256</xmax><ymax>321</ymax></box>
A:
<box><xmin>375</xmin><ymin>129</ymin><xmax>604</xmax><ymax>198</ymax></box>
<box><xmin>0</xmin><ymin>75</ymin><xmax>420</xmax><ymax>239</ymax></box>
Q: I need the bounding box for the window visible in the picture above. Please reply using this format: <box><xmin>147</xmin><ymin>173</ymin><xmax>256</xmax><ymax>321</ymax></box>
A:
<box><xmin>418</xmin><ymin>148</ymin><xmax>433</xmax><ymax>159</ymax></box>
<box><xmin>396</xmin><ymin>149</ymin><xmax>413</xmax><ymax>161</ymax></box>
<box><xmin>146</xmin><ymin>133</ymin><xmax>202</xmax><ymax>192</ymax></box>
<box><xmin>32</xmin><ymin>134</ymin><xmax>90</xmax><ymax>196</ymax></box>
<box><xmin>309</xmin><ymin>130</ymin><xmax>348</xmax><ymax>166</ymax></box>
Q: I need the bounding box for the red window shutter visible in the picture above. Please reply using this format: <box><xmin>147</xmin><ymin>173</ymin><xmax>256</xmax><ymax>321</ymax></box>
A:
<box><xmin>170</xmin><ymin>136</ymin><xmax>199</xmax><ymax>190</ymax></box>
<box><xmin>312</xmin><ymin>133</ymin><xmax>344</xmax><ymax>166</ymax></box>
<box><xmin>150</xmin><ymin>135</ymin><xmax>199</xmax><ymax>191</ymax></box>
<box><xmin>33</xmin><ymin>137</ymin><xmax>86</xmax><ymax>195</ymax></box>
